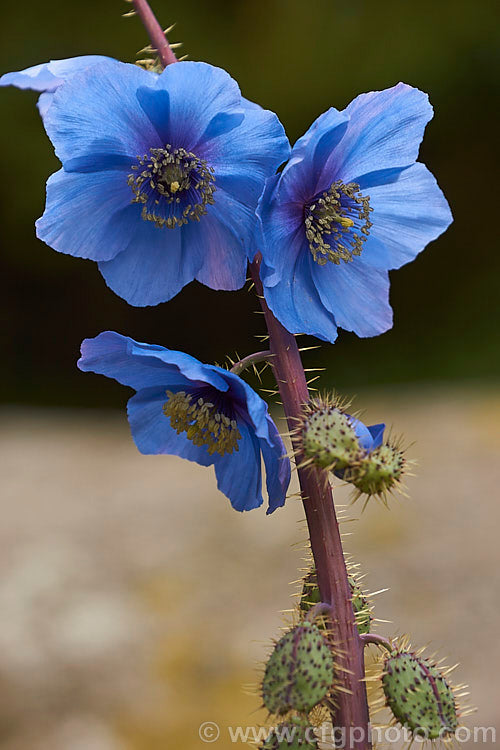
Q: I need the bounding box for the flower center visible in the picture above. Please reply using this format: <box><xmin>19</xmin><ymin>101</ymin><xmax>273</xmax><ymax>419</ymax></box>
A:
<box><xmin>128</xmin><ymin>145</ymin><xmax>216</xmax><ymax>229</ymax></box>
<box><xmin>304</xmin><ymin>181</ymin><xmax>372</xmax><ymax>265</ymax></box>
<box><xmin>162</xmin><ymin>390</ymin><xmax>241</xmax><ymax>456</ymax></box>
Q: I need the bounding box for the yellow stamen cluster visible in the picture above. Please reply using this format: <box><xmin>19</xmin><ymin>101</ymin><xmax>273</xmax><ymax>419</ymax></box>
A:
<box><xmin>162</xmin><ymin>390</ymin><xmax>241</xmax><ymax>456</ymax></box>
<box><xmin>128</xmin><ymin>145</ymin><xmax>216</xmax><ymax>229</ymax></box>
<box><xmin>304</xmin><ymin>180</ymin><xmax>372</xmax><ymax>265</ymax></box>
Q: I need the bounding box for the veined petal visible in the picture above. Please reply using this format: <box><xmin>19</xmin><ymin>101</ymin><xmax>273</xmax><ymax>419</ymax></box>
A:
<box><xmin>328</xmin><ymin>83</ymin><xmax>433</xmax><ymax>183</ymax></box>
<box><xmin>36</xmin><ymin>169</ymin><xmax>137</xmax><ymax>261</ymax></box>
<box><xmin>98</xmin><ymin>219</ymin><xmax>203</xmax><ymax>306</ymax></box>
<box><xmin>214</xmin><ymin>421</ymin><xmax>263</xmax><ymax>511</ymax></box>
<box><xmin>43</xmin><ymin>60</ymin><xmax>160</xmax><ymax>169</ymax></box>
<box><xmin>200</xmin><ymin>102</ymin><xmax>290</xmax><ymax>208</ymax></box>
<box><xmin>263</xmin><ymin>232</ymin><xmax>339</xmax><ymax>343</ymax></box>
<box><xmin>78</xmin><ymin>332</ymin><xmax>229</xmax><ymax>392</ymax></box>
<box><xmin>359</xmin><ymin>162</ymin><xmax>453</xmax><ymax>270</ymax></box>
<box><xmin>190</xmin><ymin>210</ymin><xmax>248</xmax><ymax>292</ymax></box>
<box><xmin>312</xmin><ymin>256</ymin><xmax>393</xmax><ymax>338</ymax></box>
<box><xmin>141</xmin><ymin>61</ymin><xmax>242</xmax><ymax>151</ymax></box>
<box><xmin>260</xmin><ymin>416</ymin><xmax>290</xmax><ymax>514</ymax></box>
<box><xmin>0</xmin><ymin>55</ymin><xmax>115</xmax><ymax>92</ymax></box>
<box><xmin>279</xmin><ymin>108</ymin><xmax>350</xmax><ymax>203</ymax></box>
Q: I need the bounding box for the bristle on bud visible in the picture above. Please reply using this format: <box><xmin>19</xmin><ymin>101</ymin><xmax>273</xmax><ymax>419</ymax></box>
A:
<box><xmin>262</xmin><ymin>622</ymin><xmax>334</xmax><ymax>715</ymax></box>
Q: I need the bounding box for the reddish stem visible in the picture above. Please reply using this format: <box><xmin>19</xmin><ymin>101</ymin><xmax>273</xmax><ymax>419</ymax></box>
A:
<box><xmin>130</xmin><ymin>0</ymin><xmax>178</xmax><ymax>67</ymax></box>
<box><xmin>250</xmin><ymin>256</ymin><xmax>371</xmax><ymax>749</ymax></box>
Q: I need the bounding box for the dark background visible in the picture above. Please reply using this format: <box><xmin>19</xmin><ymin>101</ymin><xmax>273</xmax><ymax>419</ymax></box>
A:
<box><xmin>1</xmin><ymin>0</ymin><xmax>499</xmax><ymax>407</ymax></box>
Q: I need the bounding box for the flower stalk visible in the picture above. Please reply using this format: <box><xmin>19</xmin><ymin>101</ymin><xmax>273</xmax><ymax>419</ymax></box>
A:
<box><xmin>131</xmin><ymin>3</ymin><xmax>371</xmax><ymax>745</ymax></box>
<box><xmin>250</xmin><ymin>255</ymin><xmax>371</xmax><ymax>748</ymax></box>
<box><xmin>230</xmin><ymin>350</ymin><xmax>273</xmax><ymax>375</ymax></box>
<box><xmin>129</xmin><ymin>0</ymin><xmax>178</xmax><ymax>67</ymax></box>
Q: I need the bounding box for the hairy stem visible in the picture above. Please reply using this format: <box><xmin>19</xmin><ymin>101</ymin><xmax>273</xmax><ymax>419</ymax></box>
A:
<box><xmin>130</xmin><ymin>0</ymin><xmax>178</xmax><ymax>67</ymax></box>
<box><xmin>250</xmin><ymin>255</ymin><xmax>371</xmax><ymax>749</ymax></box>
<box><xmin>230</xmin><ymin>350</ymin><xmax>273</xmax><ymax>375</ymax></box>
<box><xmin>359</xmin><ymin>633</ymin><xmax>394</xmax><ymax>654</ymax></box>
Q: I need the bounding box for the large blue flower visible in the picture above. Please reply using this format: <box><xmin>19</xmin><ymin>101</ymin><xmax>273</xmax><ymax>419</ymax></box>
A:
<box><xmin>78</xmin><ymin>332</ymin><xmax>291</xmax><ymax>513</ymax></box>
<box><xmin>30</xmin><ymin>59</ymin><xmax>289</xmax><ymax>305</ymax></box>
<box><xmin>0</xmin><ymin>56</ymin><xmax>115</xmax><ymax>117</ymax></box>
<box><xmin>257</xmin><ymin>83</ymin><xmax>453</xmax><ymax>343</ymax></box>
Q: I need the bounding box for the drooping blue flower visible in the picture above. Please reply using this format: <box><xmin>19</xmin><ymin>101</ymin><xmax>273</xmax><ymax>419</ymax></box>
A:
<box><xmin>78</xmin><ymin>331</ymin><xmax>291</xmax><ymax>513</ymax></box>
<box><xmin>257</xmin><ymin>83</ymin><xmax>453</xmax><ymax>343</ymax></box>
<box><xmin>0</xmin><ymin>56</ymin><xmax>115</xmax><ymax>117</ymax></box>
<box><xmin>30</xmin><ymin>59</ymin><xmax>289</xmax><ymax>306</ymax></box>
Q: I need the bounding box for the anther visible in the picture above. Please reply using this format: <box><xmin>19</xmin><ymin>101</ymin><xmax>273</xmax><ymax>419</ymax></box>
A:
<box><xmin>127</xmin><ymin>145</ymin><xmax>216</xmax><ymax>229</ymax></box>
<box><xmin>304</xmin><ymin>180</ymin><xmax>372</xmax><ymax>265</ymax></box>
<box><xmin>162</xmin><ymin>390</ymin><xmax>241</xmax><ymax>456</ymax></box>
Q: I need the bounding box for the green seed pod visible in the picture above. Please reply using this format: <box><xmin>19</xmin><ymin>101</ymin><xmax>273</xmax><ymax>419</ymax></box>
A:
<box><xmin>262</xmin><ymin>622</ymin><xmax>334</xmax><ymax>715</ymax></box>
<box><xmin>382</xmin><ymin>651</ymin><xmax>458</xmax><ymax>739</ymax></box>
<box><xmin>350</xmin><ymin>442</ymin><xmax>405</xmax><ymax>497</ymax></box>
<box><xmin>261</xmin><ymin>717</ymin><xmax>318</xmax><ymax>749</ymax></box>
<box><xmin>301</xmin><ymin>402</ymin><xmax>362</xmax><ymax>470</ymax></box>
<box><xmin>300</xmin><ymin>568</ymin><xmax>372</xmax><ymax>635</ymax></box>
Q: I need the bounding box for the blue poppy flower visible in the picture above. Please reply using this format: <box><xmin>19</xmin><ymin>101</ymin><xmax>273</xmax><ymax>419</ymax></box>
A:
<box><xmin>77</xmin><ymin>331</ymin><xmax>291</xmax><ymax>513</ymax></box>
<box><xmin>0</xmin><ymin>56</ymin><xmax>115</xmax><ymax>117</ymax></box>
<box><xmin>257</xmin><ymin>83</ymin><xmax>453</xmax><ymax>343</ymax></box>
<box><xmin>30</xmin><ymin>59</ymin><xmax>289</xmax><ymax>306</ymax></box>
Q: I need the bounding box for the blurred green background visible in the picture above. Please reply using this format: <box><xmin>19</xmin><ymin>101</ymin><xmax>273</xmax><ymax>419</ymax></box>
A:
<box><xmin>1</xmin><ymin>0</ymin><xmax>499</xmax><ymax>406</ymax></box>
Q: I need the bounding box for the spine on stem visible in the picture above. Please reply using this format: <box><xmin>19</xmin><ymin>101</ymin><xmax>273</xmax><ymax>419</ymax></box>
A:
<box><xmin>250</xmin><ymin>256</ymin><xmax>370</xmax><ymax>748</ymax></box>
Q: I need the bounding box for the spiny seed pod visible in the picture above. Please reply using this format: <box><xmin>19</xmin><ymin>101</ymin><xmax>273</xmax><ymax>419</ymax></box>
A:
<box><xmin>350</xmin><ymin>441</ymin><xmax>405</xmax><ymax>497</ymax></box>
<box><xmin>301</xmin><ymin>399</ymin><xmax>362</xmax><ymax>470</ymax></box>
<box><xmin>261</xmin><ymin>717</ymin><xmax>318</xmax><ymax>749</ymax></box>
<box><xmin>382</xmin><ymin>651</ymin><xmax>458</xmax><ymax>739</ymax></box>
<box><xmin>262</xmin><ymin>622</ymin><xmax>334</xmax><ymax>715</ymax></box>
<box><xmin>300</xmin><ymin>568</ymin><xmax>372</xmax><ymax>635</ymax></box>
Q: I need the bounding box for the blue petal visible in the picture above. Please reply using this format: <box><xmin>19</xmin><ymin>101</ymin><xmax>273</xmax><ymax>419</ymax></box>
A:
<box><xmin>78</xmin><ymin>332</ymin><xmax>229</xmax><ymax>392</ymax></box>
<box><xmin>200</xmin><ymin>101</ymin><xmax>290</xmax><ymax>213</ymax></box>
<box><xmin>311</xmin><ymin>256</ymin><xmax>393</xmax><ymax>338</ymax></box>
<box><xmin>141</xmin><ymin>62</ymin><xmax>242</xmax><ymax>151</ymax></box>
<box><xmin>368</xmin><ymin>423</ymin><xmax>385</xmax><ymax>450</ymax></box>
<box><xmin>218</xmin><ymin>369</ymin><xmax>270</xmax><ymax>439</ymax></box>
<box><xmin>214</xmin><ymin>421</ymin><xmax>263</xmax><ymax>511</ymax></box>
<box><xmin>127</xmin><ymin>386</ymin><xmax>213</xmax><ymax>466</ymax></box>
<box><xmin>189</xmin><ymin>209</ymin><xmax>248</xmax><ymax>292</ymax></box>
<box><xmin>36</xmin><ymin>168</ymin><xmax>137</xmax><ymax>261</ymax></box>
<box><xmin>98</xmin><ymin>219</ymin><xmax>204</xmax><ymax>306</ymax></box>
<box><xmin>37</xmin><ymin>92</ymin><xmax>54</xmax><ymax>118</ymax></box>
<box><xmin>278</xmin><ymin>108</ymin><xmax>349</xmax><ymax>203</ymax></box>
<box><xmin>328</xmin><ymin>83</ymin><xmax>433</xmax><ymax>183</ymax></box>
<box><xmin>263</xmin><ymin>230</ymin><xmax>339</xmax><ymax>343</ymax></box>
<box><xmin>0</xmin><ymin>55</ymin><xmax>115</xmax><ymax>92</ymax></box>
<box><xmin>43</xmin><ymin>61</ymin><xmax>160</xmax><ymax>169</ymax></box>
<box><xmin>261</xmin><ymin>416</ymin><xmax>290</xmax><ymax>514</ymax></box>
<box><xmin>256</xmin><ymin>174</ymin><xmax>303</xmax><ymax>282</ymax></box>
<box><xmin>359</xmin><ymin>163</ymin><xmax>453</xmax><ymax>270</ymax></box>
<box><xmin>350</xmin><ymin>417</ymin><xmax>377</xmax><ymax>452</ymax></box>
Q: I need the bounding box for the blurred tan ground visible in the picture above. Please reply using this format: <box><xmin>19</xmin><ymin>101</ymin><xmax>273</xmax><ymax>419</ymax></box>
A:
<box><xmin>1</xmin><ymin>385</ymin><xmax>499</xmax><ymax>750</ymax></box>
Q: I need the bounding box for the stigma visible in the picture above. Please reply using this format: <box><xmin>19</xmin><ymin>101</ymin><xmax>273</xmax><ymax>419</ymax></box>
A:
<box><xmin>304</xmin><ymin>181</ymin><xmax>372</xmax><ymax>265</ymax></box>
<box><xmin>163</xmin><ymin>390</ymin><xmax>241</xmax><ymax>456</ymax></box>
<box><xmin>128</xmin><ymin>145</ymin><xmax>216</xmax><ymax>229</ymax></box>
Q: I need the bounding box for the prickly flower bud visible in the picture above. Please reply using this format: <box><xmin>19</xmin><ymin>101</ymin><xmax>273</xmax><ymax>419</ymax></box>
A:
<box><xmin>382</xmin><ymin>651</ymin><xmax>459</xmax><ymax>739</ymax></box>
<box><xmin>300</xmin><ymin>397</ymin><xmax>363</xmax><ymax>470</ymax></box>
<box><xmin>350</xmin><ymin>440</ymin><xmax>406</xmax><ymax>498</ymax></box>
<box><xmin>261</xmin><ymin>717</ymin><xmax>318</xmax><ymax>749</ymax></box>
<box><xmin>300</xmin><ymin>568</ymin><xmax>372</xmax><ymax>635</ymax></box>
<box><xmin>262</xmin><ymin>622</ymin><xmax>334</xmax><ymax>715</ymax></box>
